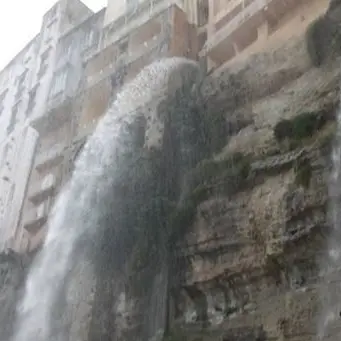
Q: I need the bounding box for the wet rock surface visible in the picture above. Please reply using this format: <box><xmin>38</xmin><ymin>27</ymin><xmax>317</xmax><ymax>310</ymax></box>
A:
<box><xmin>165</xmin><ymin>3</ymin><xmax>341</xmax><ymax>341</ymax></box>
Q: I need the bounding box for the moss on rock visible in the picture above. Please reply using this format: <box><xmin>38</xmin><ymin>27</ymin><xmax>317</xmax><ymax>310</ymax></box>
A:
<box><xmin>274</xmin><ymin>119</ymin><xmax>293</xmax><ymax>142</ymax></box>
<box><xmin>273</xmin><ymin>110</ymin><xmax>328</xmax><ymax>144</ymax></box>
<box><xmin>294</xmin><ymin>158</ymin><xmax>312</xmax><ymax>189</ymax></box>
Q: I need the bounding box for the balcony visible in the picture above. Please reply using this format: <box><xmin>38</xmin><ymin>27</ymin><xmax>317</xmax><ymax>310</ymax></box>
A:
<box><xmin>85</xmin><ymin>33</ymin><xmax>163</xmax><ymax>90</ymax></box>
<box><xmin>30</xmin><ymin>98</ymin><xmax>73</xmax><ymax>135</ymax></box>
<box><xmin>202</xmin><ymin>0</ymin><xmax>268</xmax><ymax>62</ymax></box>
<box><xmin>47</xmin><ymin>92</ymin><xmax>72</xmax><ymax>112</ymax></box>
<box><xmin>86</xmin><ymin>61</ymin><xmax>119</xmax><ymax>89</ymax></box>
<box><xmin>263</xmin><ymin>0</ymin><xmax>308</xmax><ymax>22</ymax></box>
<box><xmin>23</xmin><ymin>207</ymin><xmax>48</xmax><ymax>233</ymax></box>
<box><xmin>103</xmin><ymin>0</ymin><xmax>184</xmax><ymax>48</ymax></box>
<box><xmin>202</xmin><ymin>0</ymin><xmax>311</xmax><ymax>64</ymax></box>
<box><xmin>35</xmin><ymin>145</ymin><xmax>65</xmax><ymax>172</ymax></box>
<box><xmin>28</xmin><ymin>175</ymin><xmax>56</xmax><ymax>205</ymax></box>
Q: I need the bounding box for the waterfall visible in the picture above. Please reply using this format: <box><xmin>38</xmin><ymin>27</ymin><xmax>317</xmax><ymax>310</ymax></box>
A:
<box><xmin>318</xmin><ymin>102</ymin><xmax>341</xmax><ymax>339</ymax></box>
<box><xmin>12</xmin><ymin>57</ymin><xmax>199</xmax><ymax>341</ymax></box>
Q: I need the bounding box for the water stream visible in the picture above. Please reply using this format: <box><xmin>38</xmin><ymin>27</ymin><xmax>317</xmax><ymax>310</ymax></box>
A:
<box><xmin>318</xmin><ymin>102</ymin><xmax>341</xmax><ymax>339</ymax></box>
<box><xmin>12</xmin><ymin>57</ymin><xmax>198</xmax><ymax>341</ymax></box>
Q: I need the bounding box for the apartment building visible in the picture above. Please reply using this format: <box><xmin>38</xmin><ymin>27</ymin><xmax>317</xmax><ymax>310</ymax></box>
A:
<box><xmin>0</xmin><ymin>0</ymin><xmax>199</xmax><ymax>254</ymax></box>
<box><xmin>0</xmin><ymin>0</ymin><xmax>101</xmax><ymax>253</ymax></box>
<box><xmin>0</xmin><ymin>0</ymin><xmax>331</xmax><ymax>254</ymax></box>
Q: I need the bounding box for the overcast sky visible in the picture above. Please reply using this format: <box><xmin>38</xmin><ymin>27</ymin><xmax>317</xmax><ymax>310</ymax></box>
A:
<box><xmin>0</xmin><ymin>0</ymin><xmax>106</xmax><ymax>70</ymax></box>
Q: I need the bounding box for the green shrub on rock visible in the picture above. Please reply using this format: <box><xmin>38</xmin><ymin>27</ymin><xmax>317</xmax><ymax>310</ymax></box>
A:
<box><xmin>273</xmin><ymin>110</ymin><xmax>327</xmax><ymax>143</ymax></box>
<box><xmin>274</xmin><ymin>119</ymin><xmax>293</xmax><ymax>142</ymax></box>
<box><xmin>292</xmin><ymin>112</ymin><xmax>326</xmax><ymax>139</ymax></box>
<box><xmin>265</xmin><ymin>254</ymin><xmax>285</xmax><ymax>285</ymax></box>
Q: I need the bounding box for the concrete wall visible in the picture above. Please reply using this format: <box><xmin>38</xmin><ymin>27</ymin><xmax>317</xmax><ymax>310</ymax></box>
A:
<box><xmin>104</xmin><ymin>0</ymin><xmax>126</xmax><ymax>27</ymax></box>
<box><xmin>59</xmin><ymin>0</ymin><xmax>93</xmax><ymax>35</ymax></box>
<box><xmin>204</xmin><ymin>0</ymin><xmax>330</xmax><ymax>70</ymax></box>
<box><xmin>104</xmin><ymin>0</ymin><xmax>154</xmax><ymax>27</ymax></box>
<box><xmin>8</xmin><ymin>127</ymin><xmax>39</xmax><ymax>253</ymax></box>
<box><xmin>78</xmin><ymin>79</ymin><xmax>111</xmax><ymax>135</ymax></box>
<box><xmin>29</xmin><ymin>1</ymin><xmax>62</xmax><ymax>122</ymax></box>
<box><xmin>0</xmin><ymin>36</ymin><xmax>40</xmax><ymax>249</ymax></box>
<box><xmin>2</xmin><ymin>0</ymin><xmax>106</xmax><ymax>254</ymax></box>
<box><xmin>222</xmin><ymin>0</ymin><xmax>330</xmax><ymax>68</ymax></box>
<box><xmin>170</xmin><ymin>5</ymin><xmax>198</xmax><ymax>59</ymax></box>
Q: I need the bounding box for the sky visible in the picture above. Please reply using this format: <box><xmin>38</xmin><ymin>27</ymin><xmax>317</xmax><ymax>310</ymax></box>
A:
<box><xmin>0</xmin><ymin>0</ymin><xmax>106</xmax><ymax>70</ymax></box>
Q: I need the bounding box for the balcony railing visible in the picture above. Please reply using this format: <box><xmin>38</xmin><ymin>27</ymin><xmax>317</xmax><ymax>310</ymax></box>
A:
<box><xmin>23</xmin><ymin>208</ymin><xmax>48</xmax><ymax>233</ymax></box>
<box><xmin>86</xmin><ymin>34</ymin><xmax>163</xmax><ymax>89</ymax></box>
<box><xmin>204</xmin><ymin>0</ymin><xmax>268</xmax><ymax>52</ymax></box>
<box><xmin>104</xmin><ymin>0</ymin><xmax>184</xmax><ymax>47</ymax></box>
<box><xmin>214</xmin><ymin>0</ymin><xmax>243</xmax><ymax>21</ymax></box>
<box><xmin>86</xmin><ymin>60</ymin><xmax>121</xmax><ymax>89</ymax></box>
<box><xmin>35</xmin><ymin>144</ymin><xmax>65</xmax><ymax>172</ymax></box>
<box><xmin>47</xmin><ymin>91</ymin><xmax>72</xmax><ymax>112</ymax></box>
<box><xmin>28</xmin><ymin>179</ymin><xmax>56</xmax><ymax>205</ymax></box>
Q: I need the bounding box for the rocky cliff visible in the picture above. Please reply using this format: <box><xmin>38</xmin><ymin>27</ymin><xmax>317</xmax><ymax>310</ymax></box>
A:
<box><xmin>166</xmin><ymin>3</ymin><xmax>341</xmax><ymax>341</ymax></box>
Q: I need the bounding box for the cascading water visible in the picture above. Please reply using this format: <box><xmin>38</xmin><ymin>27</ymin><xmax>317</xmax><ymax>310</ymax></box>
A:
<box><xmin>12</xmin><ymin>57</ymin><xmax>199</xmax><ymax>341</ymax></box>
<box><xmin>318</xmin><ymin>102</ymin><xmax>341</xmax><ymax>339</ymax></box>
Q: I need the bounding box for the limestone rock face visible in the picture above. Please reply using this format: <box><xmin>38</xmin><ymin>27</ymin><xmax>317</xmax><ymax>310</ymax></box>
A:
<box><xmin>166</xmin><ymin>6</ymin><xmax>341</xmax><ymax>341</ymax></box>
<box><xmin>170</xmin><ymin>170</ymin><xmax>327</xmax><ymax>337</ymax></box>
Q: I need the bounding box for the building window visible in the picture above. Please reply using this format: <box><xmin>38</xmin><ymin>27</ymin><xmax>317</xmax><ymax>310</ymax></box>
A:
<box><xmin>7</xmin><ymin>101</ymin><xmax>21</xmax><ymax>135</ymax></box>
<box><xmin>38</xmin><ymin>48</ymin><xmax>51</xmax><ymax>78</ymax></box>
<box><xmin>198</xmin><ymin>31</ymin><xmax>207</xmax><ymax>50</ymax></box>
<box><xmin>15</xmin><ymin>70</ymin><xmax>28</xmax><ymax>101</ymax></box>
<box><xmin>50</xmin><ymin>70</ymin><xmax>67</xmax><ymax>98</ymax></box>
<box><xmin>73</xmin><ymin>143</ymin><xmax>85</xmax><ymax>163</ymax></box>
<box><xmin>24</xmin><ymin>55</ymin><xmax>32</xmax><ymax>65</ymax></box>
<box><xmin>1</xmin><ymin>144</ymin><xmax>9</xmax><ymax>169</ymax></box>
<box><xmin>118</xmin><ymin>38</ymin><xmax>128</xmax><ymax>54</ymax></box>
<box><xmin>27</xmin><ymin>84</ymin><xmax>39</xmax><ymax>114</ymax></box>
<box><xmin>83</xmin><ymin>30</ymin><xmax>95</xmax><ymax>49</ymax></box>
<box><xmin>0</xmin><ymin>90</ymin><xmax>8</xmax><ymax>116</ymax></box>
<box><xmin>8</xmin><ymin>184</ymin><xmax>15</xmax><ymax>204</ymax></box>
<box><xmin>64</xmin><ymin>43</ymin><xmax>73</xmax><ymax>59</ymax></box>
<box><xmin>198</xmin><ymin>0</ymin><xmax>209</xmax><ymax>27</ymax></box>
